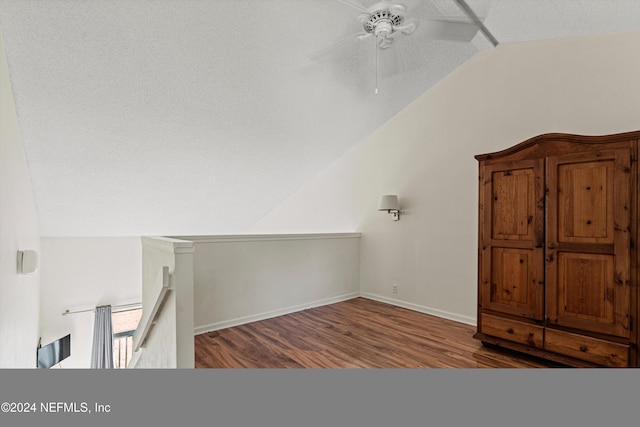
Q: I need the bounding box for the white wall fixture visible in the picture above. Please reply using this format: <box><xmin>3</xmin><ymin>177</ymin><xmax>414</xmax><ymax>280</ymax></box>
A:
<box><xmin>17</xmin><ymin>250</ymin><xmax>38</xmax><ymax>275</ymax></box>
<box><xmin>378</xmin><ymin>195</ymin><xmax>402</xmax><ymax>221</ymax></box>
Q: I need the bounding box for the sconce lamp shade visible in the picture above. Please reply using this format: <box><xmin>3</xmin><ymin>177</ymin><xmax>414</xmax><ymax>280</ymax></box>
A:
<box><xmin>378</xmin><ymin>195</ymin><xmax>399</xmax><ymax>211</ymax></box>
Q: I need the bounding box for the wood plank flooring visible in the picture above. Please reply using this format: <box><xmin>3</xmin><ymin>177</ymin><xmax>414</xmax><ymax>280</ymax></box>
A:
<box><xmin>195</xmin><ymin>297</ymin><xmax>562</xmax><ymax>368</ymax></box>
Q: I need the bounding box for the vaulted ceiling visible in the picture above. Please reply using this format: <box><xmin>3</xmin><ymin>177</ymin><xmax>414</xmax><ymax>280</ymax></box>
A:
<box><xmin>1</xmin><ymin>0</ymin><xmax>639</xmax><ymax>236</ymax></box>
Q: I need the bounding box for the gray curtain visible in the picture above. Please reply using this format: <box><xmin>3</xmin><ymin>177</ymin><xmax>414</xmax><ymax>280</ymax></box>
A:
<box><xmin>90</xmin><ymin>305</ymin><xmax>114</xmax><ymax>369</ymax></box>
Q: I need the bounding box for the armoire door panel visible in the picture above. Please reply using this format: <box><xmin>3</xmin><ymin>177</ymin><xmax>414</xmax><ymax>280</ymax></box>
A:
<box><xmin>557</xmin><ymin>252</ymin><xmax>614</xmax><ymax>324</ymax></box>
<box><xmin>480</xmin><ymin>159</ymin><xmax>544</xmax><ymax>320</ymax></box>
<box><xmin>490</xmin><ymin>247</ymin><xmax>534</xmax><ymax>305</ymax></box>
<box><xmin>546</xmin><ymin>149</ymin><xmax>631</xmax><ymax>338</ymax></box>
<box><xmin>557</xmin><ymin>161</ymin><xmax>613</xmax><ymax>243</ymax></box>
<box><xmin>481</xmin><ymin>246</ymin><xmax>543</xmax><ymax>319</ymax></box>
<box><xmin>491</xmin><ymin>168</ymin><xmax>535</xmax><ymax>241</ymax></box>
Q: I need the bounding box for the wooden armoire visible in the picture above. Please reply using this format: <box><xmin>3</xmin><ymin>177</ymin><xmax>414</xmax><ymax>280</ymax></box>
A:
<box><xmin>474</xmin><ymin>131</ymin><xmax>640</xmax><ymax>367</ymax></box>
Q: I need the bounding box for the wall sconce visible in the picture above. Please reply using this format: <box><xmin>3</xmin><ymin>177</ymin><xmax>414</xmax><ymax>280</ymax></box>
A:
<box><xmin>378</xmin><ymin>195</ymin><xmax>403</xmax><ymax>221</ymax></box>
<box><xmin>17</xmin><ymin>250</ymin><xmax>38</xmax><ymax>275</ymax></box>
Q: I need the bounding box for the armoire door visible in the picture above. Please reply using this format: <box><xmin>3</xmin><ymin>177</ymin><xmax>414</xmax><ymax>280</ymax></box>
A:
<box><xmin>480</xmin><ymin>159</ymin><xmax>545</xmax><ymax>320</ymax></box>
<box><xmin>545</xmin><ymin>149</ymin><xmax>631</xmax><ymax>338</ymax></box>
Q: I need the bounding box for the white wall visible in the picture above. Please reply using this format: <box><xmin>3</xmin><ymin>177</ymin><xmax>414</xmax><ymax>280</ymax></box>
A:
<box><xmin>39</xmin><ymin>237</ymin><xmax>142</xmax><ymax>368</ymax></box>
<box><xmin>0</xmin><ymin>31</ymin><xmax>41</xmax><ymax>368</ymax></box>
<box><xmin>186</xmin><ymin>234</ymin><xmax>361</xmax><ymax>334</ymax></box>
<box><xmin>249</xmin><ymin>30</ymin><xmax>640</xmax><ymax>324</ymax></box>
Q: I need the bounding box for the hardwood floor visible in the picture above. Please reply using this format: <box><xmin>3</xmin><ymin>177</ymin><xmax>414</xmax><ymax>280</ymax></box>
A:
<box><xmin>194</xmin><ymin>297</ymin><xmax>562</xmax><ymax>368</ymax></box>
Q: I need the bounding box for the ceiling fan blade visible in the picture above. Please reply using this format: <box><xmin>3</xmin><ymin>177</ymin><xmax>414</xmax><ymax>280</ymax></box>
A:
<box><xmin>307</xmin><ymin>32</ymin><xmax>369</xmax><ymax>62</ymax></box>
<box><xmin>378</xmin><ymin>40</ymin><xmax>430</xmax><ymax>80</ymax></box>
<box><xmin>356</xmin><ymin>32</ymin><xmax>374</xmax><ymax>42</ymax></box>
<box><xmin>356</xmin><ymin>12</ymin><xmax>370</xmax><ymax>24</ymax></box>
<box><xmin>335</xmin><ymin>0</ymin><xmax>369</xmax><ymax>14</ymax></box>
<box><xmin>377</xmin><ymin>43</ymin><xmax>406</xmax><ymax>79</ymax></box>
<box><xmin>394</xmin><ymin>18</ymin><xmax>418</xmax><ymax>36</ymax></box>
<box><xmin>420</xmin><ymin>19</ymin><xmax>480</xmax><ymax>42</ymax></box>
<box><xmin>388</xmin><ymin>3</ymin><xmax>406</xmax><ymax>16</ymax></box>
<box><xmin>381</xmin><ymin>20</ymin><xmax>416</xmax><ymax>48</ymax></box>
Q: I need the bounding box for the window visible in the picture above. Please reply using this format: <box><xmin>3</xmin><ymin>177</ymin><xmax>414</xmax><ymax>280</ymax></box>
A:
<box><xmin>112</xmin><ymin>309</ymin><xmax>142</xmax><ymax>368</ymax></box>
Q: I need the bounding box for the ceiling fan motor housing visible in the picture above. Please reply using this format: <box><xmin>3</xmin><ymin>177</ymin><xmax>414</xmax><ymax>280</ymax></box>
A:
<box><xmin>364</xmin><ymin>9</ymin><xmax>404</xmax><ymax>38</ymax></box>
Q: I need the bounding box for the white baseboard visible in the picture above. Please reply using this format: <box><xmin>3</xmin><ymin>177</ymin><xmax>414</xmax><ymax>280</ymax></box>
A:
<box><xmin>359</xmin><ymin>292</ymin><xmax>477</xmax><ymax>326</ymax></box>
<box><xmin>194</xmin><ymin>292</ymin><xmax>360</xmax><ymax>335</ymax></box>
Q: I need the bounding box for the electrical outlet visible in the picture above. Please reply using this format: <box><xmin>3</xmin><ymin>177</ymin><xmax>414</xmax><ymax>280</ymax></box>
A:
<box><xmin>392</xmin><ymin>284</ymin><xmax>398</xmax><ymax>294</ymax></box>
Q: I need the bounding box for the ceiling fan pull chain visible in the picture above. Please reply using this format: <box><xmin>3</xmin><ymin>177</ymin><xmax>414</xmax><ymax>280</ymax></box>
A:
<box><xmin>375</xmin><ymin>37</ymin><xmax>379</xmax><ymax>95</ymax></box>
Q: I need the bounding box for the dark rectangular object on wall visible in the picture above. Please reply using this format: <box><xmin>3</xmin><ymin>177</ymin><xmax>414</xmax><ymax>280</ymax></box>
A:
<box><xmin>37</xmin><ymin>334</ymin><xmax>71</xmax><ymax>368</ymax></box>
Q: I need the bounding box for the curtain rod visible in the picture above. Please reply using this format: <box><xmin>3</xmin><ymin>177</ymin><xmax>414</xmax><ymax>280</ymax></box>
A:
<box><xmin>62</xmin><ymin>302</ymin><xmax>142</xmax><ymax>316</ymax></box>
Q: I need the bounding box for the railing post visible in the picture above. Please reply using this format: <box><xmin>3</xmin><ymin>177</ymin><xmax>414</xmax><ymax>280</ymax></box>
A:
<box><xmin>173</xmin><ymin>243</ymin><xmax>195</xmax><ymax>368</ymax></box>
<box><xmin>132</xmin><ymin>237</ymin><xmax>195</xmax><ymax>368</ymax></box>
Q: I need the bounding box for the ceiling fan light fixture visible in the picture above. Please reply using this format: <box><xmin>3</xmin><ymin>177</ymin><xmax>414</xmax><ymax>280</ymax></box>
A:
<box><xmin>374</xmin><ymin>20</ymin><xmax>393</xmax><ymax>38</ymax></box>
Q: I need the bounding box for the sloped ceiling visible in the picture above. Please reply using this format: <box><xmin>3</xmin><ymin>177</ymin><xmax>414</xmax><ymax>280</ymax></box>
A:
<box><xmin>1</xmin><ymin>0</ymin><xmax>639</xmax><ymax>236</ymax></box>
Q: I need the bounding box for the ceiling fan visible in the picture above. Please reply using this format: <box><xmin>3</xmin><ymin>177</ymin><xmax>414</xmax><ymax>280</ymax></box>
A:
<box><xmin>310</xmin><ymin>0</ymin><xmax>483</xmax><ymax>92</ymax></box>
<box><xmin>346</xmin><ymin>1</ymin><xmax>419</xmax><ymax>50</ymax></box>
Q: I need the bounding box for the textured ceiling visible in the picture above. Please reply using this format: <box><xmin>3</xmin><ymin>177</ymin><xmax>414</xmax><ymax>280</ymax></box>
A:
<box><xmin>1</xmin><ymin>0</ymin><xmax>639</xmax><ymax>236</ymax></box>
